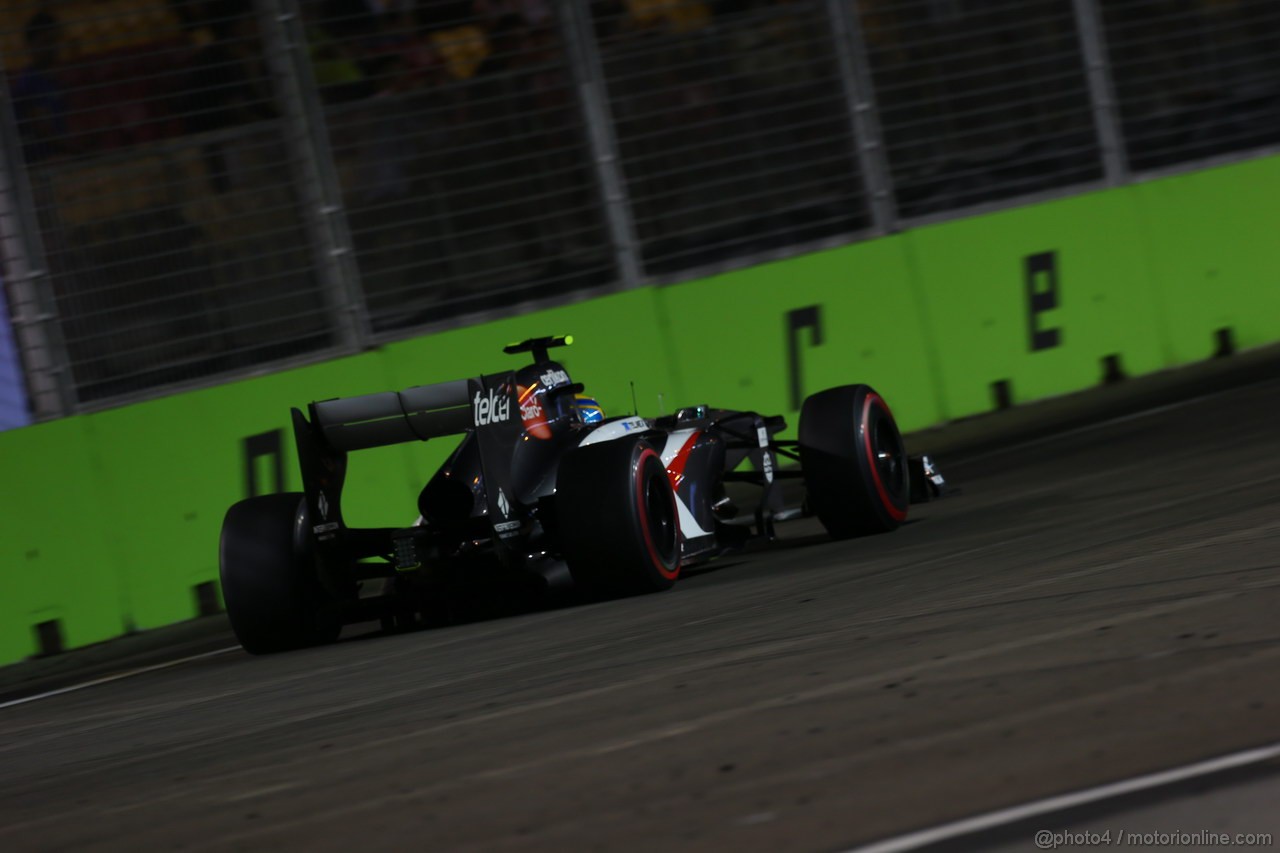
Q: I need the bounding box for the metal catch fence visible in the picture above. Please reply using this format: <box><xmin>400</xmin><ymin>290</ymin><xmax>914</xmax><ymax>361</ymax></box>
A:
<box><xmin>590</xmin><ymin>0</ymin><xmax>870</xmax><ymax>276</ymax></box>
<box><xmin>3</xmin><ymin>1</ymin><xmax>332</xmax><ymax>408</ymax></box>
<box><xmin>0</xmin><ymin>0</ymin><xmax>1277</xmax><ymax>419</ymax></box>
<box><xmin>1099</xmin><ymin>0</ymin><xmax>1280</xmax><ymax>172</ymax></box>
<box><xmin>859</xmin><ymin>0</ymin><xmax>1103</xmax><ymax>218</ymax></box>
<box><xmin>309</xmin><ymin>0</ymin><xmax>617</xmax><ymax>334</ymax></box>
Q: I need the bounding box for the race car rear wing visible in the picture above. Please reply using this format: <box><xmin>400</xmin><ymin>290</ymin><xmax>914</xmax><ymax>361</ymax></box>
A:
<box><xmin>287</xmin><ymin>348</ymin><xmax>557</xmax><ymax>592</ymax></box>
<box><xmin>291</xmin><ymin>370</ymin><xmax>521</xmax><ymax>538</ymax></box>
<box><xmin>288</xmin><ymin>378</ymin><xmax>479</xmax><ymax>575</ymax></box>
<box><xmin>309</xmin><ymin>379</ymin><xmax>472</xmax><ymax>452</ymax></box>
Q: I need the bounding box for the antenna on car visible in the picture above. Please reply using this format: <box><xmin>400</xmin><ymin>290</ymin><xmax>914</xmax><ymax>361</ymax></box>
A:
<box><xmin>658</xmin><ymin>392</ymin><xmax>665</xmax><ymax>413</ymax></box>
<box><xmin>630</xmin><ymin>381</ymin><xmax>638</xmax><ymax>416</ymax></box>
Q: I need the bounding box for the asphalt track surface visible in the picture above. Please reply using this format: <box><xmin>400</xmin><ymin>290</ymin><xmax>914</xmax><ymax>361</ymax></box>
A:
<box><xmin>3</xmin><ymin>378</ymin><xmax>1279</xmax><ymax>852</ymax></box>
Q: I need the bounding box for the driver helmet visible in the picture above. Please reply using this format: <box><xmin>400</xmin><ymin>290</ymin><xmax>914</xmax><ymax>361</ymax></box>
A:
<box><xmin>571</xmin><ymin>395</ymin><xmax>604</xmax><ymax>424</ymax></box>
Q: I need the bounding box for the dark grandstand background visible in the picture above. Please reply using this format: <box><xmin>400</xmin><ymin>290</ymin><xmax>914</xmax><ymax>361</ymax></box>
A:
<box><xmin>1</xmin><ymin>0</ymin><xmax>1277</xmax><ymax>415</ymax></box>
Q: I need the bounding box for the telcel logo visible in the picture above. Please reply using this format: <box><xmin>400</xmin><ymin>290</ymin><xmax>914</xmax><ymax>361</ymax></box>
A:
<box><xmin>473</xmin><ymin>388</ymin><xmax>511</xmax><ymax>426</ymax></box>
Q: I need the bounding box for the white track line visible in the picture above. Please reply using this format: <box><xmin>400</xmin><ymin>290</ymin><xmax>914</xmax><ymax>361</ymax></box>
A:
<box><xmin>0</xmin><ymin>598</ymin><xmax>618</xmax><ymax>713</ymax></box>
<box><xmin>845</xmin><ymin>741</ymin><xmax>1280</xmax><ymax>853</ymax></box>
<box><xmin>0</xmin><ymin>647</ymin><xmax>240</xmax><ymax>711</ymax></box>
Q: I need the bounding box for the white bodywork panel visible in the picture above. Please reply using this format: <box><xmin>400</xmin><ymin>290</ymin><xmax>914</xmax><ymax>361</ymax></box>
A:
<box><xmin>577</xmin><ymin>420</ymin><xmax>712</xmax><ymax>538</ymax></box>
<box><xmin>659</xmin><ymin>429</ymin><xmax>711</xmax><ymax>538</ymax></box>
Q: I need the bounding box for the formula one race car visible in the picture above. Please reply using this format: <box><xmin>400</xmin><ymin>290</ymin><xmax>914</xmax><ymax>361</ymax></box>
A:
<box><xmin>219</xmin><ymin>336</ymin><xmax>946</xmax><ymax>654</ymax></box>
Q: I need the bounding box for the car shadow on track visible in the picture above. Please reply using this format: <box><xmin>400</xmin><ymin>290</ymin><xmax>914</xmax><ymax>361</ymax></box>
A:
<box><xmin>336</xmin><ymin>516</ymin><xmax>930</xmax><ymax>644</ymax></box>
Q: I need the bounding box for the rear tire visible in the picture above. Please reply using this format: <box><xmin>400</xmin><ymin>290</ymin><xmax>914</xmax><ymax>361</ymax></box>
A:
<box><xmin>799</xmin><ymin>384</ymin><xmax>909</xmax><ymax>539</ymax></box>
<box><xmin>556</xmin><ymin>439</ymin><xmax>681</xmax><ymax>596</ymax></box>
<box><xmin>219</xmin><ymin>493</ymin><xmax>342</xmax><ymax>654</ymax></box>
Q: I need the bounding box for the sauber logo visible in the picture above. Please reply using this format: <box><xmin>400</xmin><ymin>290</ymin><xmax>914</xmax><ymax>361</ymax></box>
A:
<box><xmin>473</xmin><ymin>388</ymin><xmax>511</xmax><ymax>426</ymax></box>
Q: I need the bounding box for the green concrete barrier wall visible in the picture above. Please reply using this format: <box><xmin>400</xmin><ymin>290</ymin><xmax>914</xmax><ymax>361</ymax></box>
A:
<box><xmin>1</xmin><ymin>417</ymin><xmax>122</xmax><ymax>659</ymax></box>
<box><xmin>905</xmin><ymin>189</ymin><xmax>1168</xmax><ymax>419</ymax></box>
<box><xmin>655</xmin><ymin>237</ymin><xmax>944</xmax><ymax>433</ymax></box>
<box><xmin>1134</xmin><ymin>155</ymin><xmax>1280</xmax><ymax>364</ymax></box>
<box><xmin>3</xmin><ymin>155</ymin><xmax>1278</xmax><ymax>666</ymax></box>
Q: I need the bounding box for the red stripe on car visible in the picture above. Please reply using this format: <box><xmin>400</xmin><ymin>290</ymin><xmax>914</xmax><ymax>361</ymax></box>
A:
<box><xmin>665</xmin><ymin>430</ymin><xmax>702</xmax><ymax>492</ymax></box>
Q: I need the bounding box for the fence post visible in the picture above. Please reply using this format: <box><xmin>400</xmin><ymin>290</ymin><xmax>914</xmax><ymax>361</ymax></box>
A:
<box><xmin>257</xmin><ymin>0</ymin><xmax>370</xmax><ymax>349</ymax></box>
<box><xmin>0</xmin><ymin>66</ymin><xmax>76</xmax><ymax>419</ymax></box>
<box><xmin>828</xmin><ymin>0</ymin><xmax>898</xmax><ymax>234</ymax></box>
<box><xmin>1073</xmin><ymin>0</ymin><xmax>1129</xmax><ymax>185</ymax></box>
<box><xmin>557</xmin><ymin>0</ymin><xmax>644</xmax><ymax>289</ymax></box>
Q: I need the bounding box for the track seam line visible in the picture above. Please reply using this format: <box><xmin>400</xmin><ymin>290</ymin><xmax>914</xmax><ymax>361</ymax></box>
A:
<box><xmin>385</xmin><ymin>645</ymin><xmax>1280</xmax><ymax>849</ymax></box>
<box><xmin>843</xmin><ymin>741</ymin><xmax>1280</xmax><ymax>853</ymax></box>
<box><xmin>0</xmin><ymin>647</ymin><xmax>241</xmax><ymax>711</ymax></box>
<box><xmin>171</xmin><ymin>582</ymin><xmax>1280</xmax><ymax>849</ymax></box>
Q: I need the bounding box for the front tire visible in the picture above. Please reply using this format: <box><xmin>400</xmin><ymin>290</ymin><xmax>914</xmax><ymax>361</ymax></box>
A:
<box><xmin>556</xmin><ymin>439</ymin><xmax>681</xmax><ymax>596</ymax></box>
<box><xmin>799</xmin><ymin>384</ymin><xmax>909</xmax><ymax>539</ymax></box>
<box><xmin>219</xmin><ymin>493</ymin><xmax>342</xmax><ymax>654</ymax></box>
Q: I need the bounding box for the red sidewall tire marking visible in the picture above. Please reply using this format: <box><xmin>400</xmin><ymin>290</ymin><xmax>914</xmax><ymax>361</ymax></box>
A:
<box><xmin>634</xmin><ymin>447</ymin><xmax>680</xmax><ymax>581</ymax></box>
<box><xmin>862</xmin><ymin>393</ymin><xmax>907</xmax><ymax>522</ymax></box>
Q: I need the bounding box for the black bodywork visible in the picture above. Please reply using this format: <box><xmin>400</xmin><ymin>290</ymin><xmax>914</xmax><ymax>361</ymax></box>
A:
<box><xmin>287</xmin><ymin>337</ymin><xmax>944</xmax><ymax>610</ymax></box>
